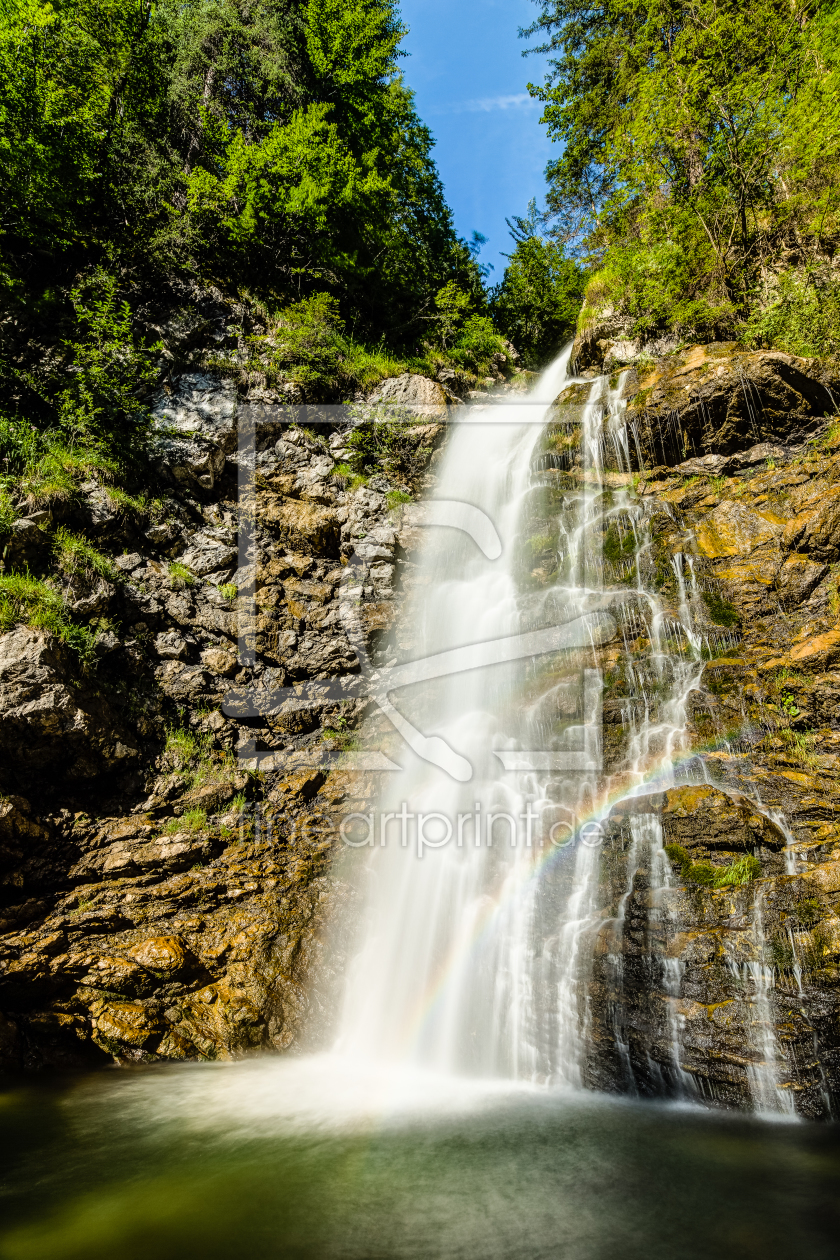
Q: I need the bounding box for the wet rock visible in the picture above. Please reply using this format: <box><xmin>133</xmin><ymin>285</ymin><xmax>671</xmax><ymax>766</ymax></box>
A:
<box><xmin>694</xmin><ymin>501</ymin><xmax>783</xmax><ymax>558</ymax></box>
<box><xmin>661</xmin><ymin>785</ymin><xmax>787</xmax><ymax>853</ymax></box>
<box><xmin>626</xmin><ymin>344</ymin><xmax>839</xmax><ymax>457</ymax></box>
<box><xmin>128</xmin><ymin>935</ymin><xmax>193</xmax><ymax>972</ymax></box>
<box><xmin>788</xmin><ymin>628</ymin><xmax>840</xmax><ymax>669</ymax></box>
<box><xmin>785</xmin><ymin>486</ymin><xmax>840</xmax><ymax>563</ymax></box>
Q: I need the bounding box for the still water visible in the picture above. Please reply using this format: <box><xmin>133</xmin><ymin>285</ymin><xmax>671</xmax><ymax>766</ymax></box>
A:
<box><xmin>1</xmin><ymin>1057</ymin><xmax>839</xmax><ymax>1259</ymax></box>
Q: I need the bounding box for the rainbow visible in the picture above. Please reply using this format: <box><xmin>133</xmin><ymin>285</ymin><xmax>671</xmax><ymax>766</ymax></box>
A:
<box><xmin>397</xmin><ymin>737</ymin><xmax>744</xmax><ymax>1058</ymax></box>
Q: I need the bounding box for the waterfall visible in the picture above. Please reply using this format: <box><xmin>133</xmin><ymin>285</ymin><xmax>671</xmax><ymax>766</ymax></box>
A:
<box><xmin>337</xmin><ymin>346</ymin><xmax>608</xmax><ymax>1081</ymax></box>
<box><xmin>333</xmin><ymin>347</ymin><xmax>791</xmax><ymax>1110</ymax></box>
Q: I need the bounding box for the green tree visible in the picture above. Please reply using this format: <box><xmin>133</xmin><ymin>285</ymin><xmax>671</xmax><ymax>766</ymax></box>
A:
<box><xmin>0</xmin><ymin>0</ymin><xmax>494</xmax><ymax>455</ymax></box>
<box><xmin>493</xmin><ymin>202</ymin><xmax>585</xmax><ymax>365</ymax></box>
<box><xmin>523</xmin><ymin>0</ymin><xmax>840</xmax><ymax>340</ymax></box>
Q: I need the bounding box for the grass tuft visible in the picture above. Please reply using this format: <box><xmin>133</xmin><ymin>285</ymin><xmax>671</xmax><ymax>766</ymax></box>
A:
<box><xmin>54</xmin><ymin>526</ymin><xmax>120</xmax><ymax>582</ymax></box>
<box><xmin>168</xmin><ymin>561</ymin><xmax>195</xmax><ymax>589</ymax></box>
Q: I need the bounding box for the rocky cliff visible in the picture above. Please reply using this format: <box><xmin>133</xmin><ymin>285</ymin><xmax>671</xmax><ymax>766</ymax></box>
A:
<box><xmin>0</xmin><ymin>363</ymin><xmax>468</xmax><ymax>1069</ymax></box>
<box><xmin>565</xmin><ymin>340</ymin><xmax>840</xmax><ymax>1117</ymax></box>
<box><xmin>4</xmin><ymin>332</ymin><xmax>840</xmax><ymax>1120</ymax></box>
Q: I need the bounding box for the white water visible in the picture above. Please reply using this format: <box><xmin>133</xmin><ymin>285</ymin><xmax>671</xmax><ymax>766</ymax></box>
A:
<box><xmin>338</xmin><ymin>348</ymin><xmax>592</xmax><ymax>1079</ymax></box>
<box><xmin>334</xmin><ymin>347</ymin><xmax>791</xmax><ymax>1108</ymax></box>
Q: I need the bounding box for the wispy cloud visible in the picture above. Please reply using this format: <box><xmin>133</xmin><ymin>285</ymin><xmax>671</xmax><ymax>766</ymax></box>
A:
<box><xmin>430</xmin><ymin>93</ymin><xmax>538</xmax><ymax>115</ymax></box>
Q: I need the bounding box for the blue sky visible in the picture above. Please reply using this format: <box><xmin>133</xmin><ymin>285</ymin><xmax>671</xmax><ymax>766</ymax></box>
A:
<box><xmin>397</xmin><ymin>0</ymin><xmax>555</xmax><ymax>282</ymax></box>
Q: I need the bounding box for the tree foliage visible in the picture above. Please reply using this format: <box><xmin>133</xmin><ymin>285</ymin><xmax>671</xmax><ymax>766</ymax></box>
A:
<box><xmin>0</xmin><ymin>0</ymin><xmax>490</xmax><ymax>461</ymax></box>
<box><xmin>492</xmin><ymin>201</ymin><xmax>585</xmax><ymax>365</ymax></box>
<box><xmin>524</xmin><ymin>0</ymin><xmax>840</xmax><ymax>344</ymax></box>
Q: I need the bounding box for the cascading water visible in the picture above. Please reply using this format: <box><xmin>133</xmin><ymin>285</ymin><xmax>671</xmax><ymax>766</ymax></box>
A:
<box><xmin>335</xmin><ymin>346</ymin><xmax>792</xmax><ymax>1110</ymax></box>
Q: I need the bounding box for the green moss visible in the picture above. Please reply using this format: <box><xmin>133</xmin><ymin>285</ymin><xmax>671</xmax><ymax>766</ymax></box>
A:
<box><xmin>686</xmin><ymin>861</ymin><xmax>717</xmax><ymax>885</ymax></box>
<box><xmin>794</xmin><ymin>897</ymin><xmax>823</xmax><ymax>929</ymax></box>
<box><xmin>702</xmin><ymin>590</ymin><xmax>740</xmax><ymax>627</ymax></box>
<box><xmin>603</xmin><ymin>522</ymin><xmax>636</xmax><ymax>565</ymax></box>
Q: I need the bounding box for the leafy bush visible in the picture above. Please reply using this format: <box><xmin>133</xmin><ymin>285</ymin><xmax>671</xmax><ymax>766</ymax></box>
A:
<box><xmin>0</xmin><ymin>417</ymin><xmax>42</xmax><ymax>478</ymax></box>
<box><xmin>448</xmin><ymin>314</ymin><xmax>509</xmax><ymax>376</ymax></box>
<box><xmin>250</xmin><ymin>293</ymin><xmax>344</xmax><ymax>394</ymax></box>
<box><xmin>745</xmin><ymin>268</ymin><xmax>840</xmax><ymax>359</ymax></box>
<box><xmin>219</xmin><ymin>583</ymin><xmax>237</xmax><ymax>603</ymax></box>
<box><xmin>57</xmin><ymin>271</ymin><xmax>161</xmax><ymax>456</ymax></box>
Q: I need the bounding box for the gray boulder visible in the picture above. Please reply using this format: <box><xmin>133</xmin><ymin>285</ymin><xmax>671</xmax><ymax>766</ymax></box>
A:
<box><xmin>150</xmin><ymin>373</ymin><xmax>238</xmax><ymax>492</ymax></box>
<box><xmin>369</xmin><ymin>373</ymin><xmax>452</xmax><ymax>416</ymax></box>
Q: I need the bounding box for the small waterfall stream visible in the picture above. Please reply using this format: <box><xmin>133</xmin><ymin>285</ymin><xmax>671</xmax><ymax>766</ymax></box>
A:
<box><xmin>336</xmin><ymin>348</ymin><xmax>792</xmax><ymax>1111</ymax></box>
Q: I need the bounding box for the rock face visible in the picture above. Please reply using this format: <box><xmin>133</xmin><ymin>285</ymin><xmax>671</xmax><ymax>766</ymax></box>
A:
<box><xmin>622</xmin><ymin>344</ymin><xmax>840</xmax><ymax>461</ymax></box>
<box><xmin>562</xmin><ymin>343</ymin><xmax>840</xmax><ymax>1117</ymax></box>
<box><xmin>584</xmin><ymin>786</ymin><xmax>840</xmax><ymax>1117</ymax></box>
<box><xmin>0</xmin><ymin>367</ymin><xmax>441</xmax><ymax>1070</ymax></box>
<box><xmin>0</xmin><ymin>629</ymin><xmax>140</xmax><ymax>791</ymax></box>
<box><xmin>6</xmin><ymin>338</ymin><xmax>840</xmax><ymax>1114</ymax></box>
